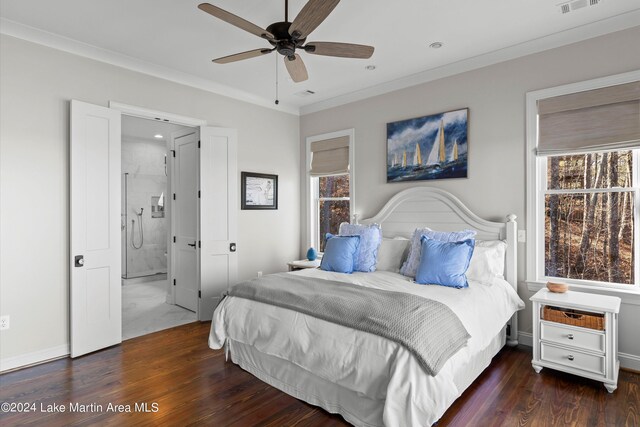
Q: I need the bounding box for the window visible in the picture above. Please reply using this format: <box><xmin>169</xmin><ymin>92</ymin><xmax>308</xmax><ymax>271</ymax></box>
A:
<box><xmin>316</xmin><ymin>174</ymin><xmax>350</xmax><ymax>251</ymax></box>
<box><xmin>527</xmin><ymin>73</ymin><xmax>640</xmax><ymax>290</ymax></box>
<box><xmin>543</xmin><ymin>150</ymin><xmax>636</xmax><ymax>285</ymax></box>
<box><xmin>306</xmin><ymin>130</ymin><xmax>355</xmax><ymax>253</ymax></box>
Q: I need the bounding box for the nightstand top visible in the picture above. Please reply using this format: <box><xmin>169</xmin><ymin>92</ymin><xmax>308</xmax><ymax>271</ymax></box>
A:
<box><xmin>288</xmin><ymin>259</ymin><xmax>321</xmax><ymax>269</ymax></box>
<box><xmin>530</xmin><ymin>288</ymin><xmax>621</xmax><ymax>313</ymax></box>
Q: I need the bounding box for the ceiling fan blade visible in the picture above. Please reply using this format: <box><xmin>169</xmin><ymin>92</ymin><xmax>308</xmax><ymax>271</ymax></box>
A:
<box><xmin>213</xmin><ymin>48</ymin><xmax>274</xmax><ymax>64</ymax></box>
<box><xmin>305</xmin><ymin>42</ymin><xmax>374</xmax><ymax>59</ymax></box>
<box><xmin>289</xmin><ymin>0</ymin><xmax>340</xmax><ymax>40</ymax></box>
<box><xmin>284</xmin><ymin>54</ymin><xmax>308</xmax><ymax>83</ymax></box>
<box><xmin>198</xmin><ymin>3</ymin><xmax>274</xmax><ymax>41</ymax></box>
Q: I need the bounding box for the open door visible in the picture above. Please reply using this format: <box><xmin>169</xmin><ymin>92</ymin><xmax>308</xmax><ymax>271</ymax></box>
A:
<box><xmin>171</xmin><ymin>128</ymin><xmax>200</xmax><ymax>312</ymax></box>
<box><xmin>198</xmin><ymin>127</ymin><xmax>238</xmax><ymax>321</ymax></box>
<box><xmin>70</xmin><ymin>100</ymin><xmax>122</xmax><ymax>357</ymax></box>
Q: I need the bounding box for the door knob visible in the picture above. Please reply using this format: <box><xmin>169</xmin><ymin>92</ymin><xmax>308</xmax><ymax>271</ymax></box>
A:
<box><xmin>187</xmin><ymin>241</ymin><xmax>196</xmax><ymax>248</ymax></box>
<box><xmin>74</xmin><ymin>255</ymin><xmax>84</xmax><ymax>267</ymax></box>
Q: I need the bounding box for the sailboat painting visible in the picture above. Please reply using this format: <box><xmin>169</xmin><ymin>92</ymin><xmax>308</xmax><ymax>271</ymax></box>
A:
<box><xmin>386</xmin><ymin>108</ymin><xmax>468</xmax><ymax>182</ymax></box>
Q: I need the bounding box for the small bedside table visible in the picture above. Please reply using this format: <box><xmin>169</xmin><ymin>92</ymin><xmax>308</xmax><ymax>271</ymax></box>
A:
<box><xmin>287</xmin><ymin>259</ymin><xmax>321</xmax><ymax>271</ymax></box>
<box><xmin>530</xmin><ymin>288</ymin><xmax>621</xmax><ymax>393</ymax></box>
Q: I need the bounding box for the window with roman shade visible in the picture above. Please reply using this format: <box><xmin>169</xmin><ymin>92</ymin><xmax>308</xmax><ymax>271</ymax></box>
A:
<box><xmin>306</xmin><ymin>131</ymin><xmax>354</xmax><ymax>252</ymax></box>
<box><xmin>527</xmin><ymin>75</ymin><xmax>640</xmax><ymax>291</ymax></box>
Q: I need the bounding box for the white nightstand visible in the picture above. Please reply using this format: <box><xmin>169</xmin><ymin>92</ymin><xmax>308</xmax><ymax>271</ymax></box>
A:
<box><xmin>530</xmin><ymin>288</ymin><xmax>621</xmax><ymax>393</ymax></box>
<box><xmin>287</xmin><ymin>259</ymin><xmax>321</xmax><ymax>271</ymax></box>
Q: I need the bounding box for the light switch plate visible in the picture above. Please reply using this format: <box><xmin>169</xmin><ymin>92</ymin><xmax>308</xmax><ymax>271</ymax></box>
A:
<box><xmin>518</xmin><ymin>230</ymin><xmax>526</xmax><ymax>243</ymax></box>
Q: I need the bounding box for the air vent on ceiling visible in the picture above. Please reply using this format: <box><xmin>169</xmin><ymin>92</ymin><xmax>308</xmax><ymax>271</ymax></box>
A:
<box><xmin>559</xmin><ymin>0</ymin><xmax>600</xmax><ymax>13</ymax></box>
<box><xmin>294</xmin><ymin>90</ymin><xmax>316</xmax><ymax>97</ymax></box>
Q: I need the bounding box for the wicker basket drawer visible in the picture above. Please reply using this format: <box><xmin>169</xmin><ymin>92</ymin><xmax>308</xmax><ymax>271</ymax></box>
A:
<box><xmin>541</xmin><ymin>321</ymin><xmax>605</xmax><ymax>353</ymax></box>
<box><xmin>542</xmin><ymin>305</ymin><xmax>605</xmax><ymax>330</ymax></box>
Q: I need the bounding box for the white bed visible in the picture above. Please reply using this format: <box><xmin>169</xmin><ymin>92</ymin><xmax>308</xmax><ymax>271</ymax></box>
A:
<box><xmin>209</xmin><ymin>187</ymin><xmax>525</xmax><ymax>426</ymax></box>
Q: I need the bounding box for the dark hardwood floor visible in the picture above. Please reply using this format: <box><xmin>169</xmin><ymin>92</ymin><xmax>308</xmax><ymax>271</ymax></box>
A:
<box><xmin>1</xmin><ymin>322</ymin><xmax>637</xmax><ymax>426</ymax></box>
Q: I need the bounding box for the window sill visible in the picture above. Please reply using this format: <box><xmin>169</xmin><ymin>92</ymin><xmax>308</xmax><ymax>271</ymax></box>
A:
<box><xmin>526</xmin><ymin>280</ymin><xmax>640</xmax><ymax>306</ymax></box>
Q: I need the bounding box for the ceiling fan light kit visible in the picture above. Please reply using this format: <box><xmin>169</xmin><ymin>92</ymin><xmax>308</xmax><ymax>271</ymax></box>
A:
<box><xmin>198</xmin><ymin>0</ymin><xmax>375</xmax><ymax>83</ymax></box>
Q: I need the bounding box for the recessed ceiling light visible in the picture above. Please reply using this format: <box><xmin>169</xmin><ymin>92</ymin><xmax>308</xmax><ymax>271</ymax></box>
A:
<box><xmin>154</xmin><ymin>134</ymin><xmax>163</xmax><ymax>139</ymax></box>
<box><xmin>429</xmin><ymin>42</ymin><xmax>444</xmax><ymax>49</ymax></box>
<box><xmin>365</xmin><ymin>65</ymin><xmax>376</xmax><ymax>71</ymax></box>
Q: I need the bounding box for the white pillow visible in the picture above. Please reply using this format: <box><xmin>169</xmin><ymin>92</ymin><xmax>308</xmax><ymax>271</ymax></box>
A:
<box><xmin>375</xmin><ymin>237</ymin><xmax>410</xmax><ymax>273</ymax></box>
<box><xmin>466</xmin><ymin>240</ymin><xmax>507</xmax><ymax>284</ymax></box>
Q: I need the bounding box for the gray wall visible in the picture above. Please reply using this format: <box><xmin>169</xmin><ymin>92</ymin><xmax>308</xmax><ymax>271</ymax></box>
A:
<box><xmin>0</xmin><ymin>35</ymin><xmax>300</xmax><ymax>363</ymax></box>
<box><xmin>300</xmin><ymin>26</ymin><xmax>640</xmax><ymax>363</ymax></box>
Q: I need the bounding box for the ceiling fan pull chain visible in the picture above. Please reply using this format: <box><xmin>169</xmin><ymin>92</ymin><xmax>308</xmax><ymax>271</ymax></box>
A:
<box><xmin>275</xmin><ymin>53</ymin><xmax>280</xmax><ymax>105</ymax></box>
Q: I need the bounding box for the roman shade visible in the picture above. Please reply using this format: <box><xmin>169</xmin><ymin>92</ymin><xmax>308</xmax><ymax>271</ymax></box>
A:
<box><xmin>537</xmin><ymin>80</ymin><xmax>640</xmax><ymax>156</ymax></box>
<box><xmin>310</xmin><ymin>136</ymin><xmax>350</xmax><ymax>176</ymax></box>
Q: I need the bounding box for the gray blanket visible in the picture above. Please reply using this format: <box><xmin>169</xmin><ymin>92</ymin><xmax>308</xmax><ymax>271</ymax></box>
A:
<box><xmin>227</xmin><ymin>273</ymin><xmax>470</xmax><ymax>376</ymax></box>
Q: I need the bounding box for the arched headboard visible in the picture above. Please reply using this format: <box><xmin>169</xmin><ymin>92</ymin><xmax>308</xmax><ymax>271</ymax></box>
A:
<box><xmin>360</xmin><ymin>187</ymin><xmax>519</xmax><ymax>346</ymax></box>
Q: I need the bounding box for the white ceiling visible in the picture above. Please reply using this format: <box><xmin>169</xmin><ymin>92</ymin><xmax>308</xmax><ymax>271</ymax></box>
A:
<box><xmin>122</xmin><ymin>115</ymin><xmax>192</xmax><ymax>142</ymax></box>
<box><xmin>1</xmin><ymin>0</ymin><xmax>638</xmax><ymax>113</ymax></box>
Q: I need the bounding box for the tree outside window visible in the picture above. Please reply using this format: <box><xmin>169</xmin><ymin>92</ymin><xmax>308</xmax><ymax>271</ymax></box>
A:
<box><xmin>318</xmin><ymin>174</ymin><xmax>350</xmax><ymax>251</ymax></box>
<box><xmin>545</xmin><ymin>150</ymin><xmax>635</xmax><ymax>285</ymax></box>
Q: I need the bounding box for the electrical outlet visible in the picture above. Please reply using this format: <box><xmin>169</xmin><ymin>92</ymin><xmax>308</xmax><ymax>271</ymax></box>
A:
<box><xmin>0</xmin><ymin>315</ymin><xmax>9</xmax><ymax>330</ymax></box>
<box><xmin>518</xmin><ymin>230</ymin><xmax>526</xmax><ymax>243</ymax></box>
<box><xmin>257</xmin><ymin>271</ymin><xmax>263</xmax><ymax>278</ymax></box>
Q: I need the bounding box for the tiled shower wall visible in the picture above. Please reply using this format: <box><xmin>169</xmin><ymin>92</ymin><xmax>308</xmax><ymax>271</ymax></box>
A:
<box><xmin>122</xmin><ymin>137</ymin><xmax>168</xmax><ymax>278</ymax></box>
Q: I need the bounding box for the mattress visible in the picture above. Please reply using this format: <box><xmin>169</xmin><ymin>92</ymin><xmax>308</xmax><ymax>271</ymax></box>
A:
<box><xmin>209</xmin><ymin>269</ymin><xmax>524</xmax><ymax>426</ymax></box>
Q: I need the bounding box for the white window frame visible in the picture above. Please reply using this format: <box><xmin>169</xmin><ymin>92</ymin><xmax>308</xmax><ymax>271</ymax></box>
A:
<box><xmin>305</xmin><ymin>129</ymin><xmax>355</xmax><ymax>252</ymax></box>
<box><xmin>526</xmin><ymin>71</ymin><xmax>640</xmax><ymax>294</ymax></box>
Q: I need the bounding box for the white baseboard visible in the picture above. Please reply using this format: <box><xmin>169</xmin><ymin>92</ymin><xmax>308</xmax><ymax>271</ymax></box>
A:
<box><xmin>518</xmin><ymin>332</ymin><xmax>533</xmax><ymax>347</ymax></box>
<box><xmin>0</xmin><ymin>345</ymin><xmax>69</xmax><ymax>373</ymax></box>
<box><xmin>517</xmin><ymin>332</ymin><xmax>639</xmax><ymax>371</ymax></box>
<box><xmin>619</xmin><ymin>352</ymin><xmax>640</xmax><ymax>372</ymax></box>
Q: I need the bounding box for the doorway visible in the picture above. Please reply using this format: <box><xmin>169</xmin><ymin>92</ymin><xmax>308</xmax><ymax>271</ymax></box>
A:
<box><xmin>120</xmin><ymin>115</ymin><xmax>197</xmax><ymax>340</ymax></box>
<box><xmin>70</xmin><ymin>100</ymin><xmax>237</xmax><ymax>357</ymax></box>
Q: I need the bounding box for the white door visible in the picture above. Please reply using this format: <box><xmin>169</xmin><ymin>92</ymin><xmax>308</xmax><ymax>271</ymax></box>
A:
<box><xmin>70</xmin><ymin>100</ymin><xmax>122</xmax><ymax>357</ymax></box>
<box><xmin>172</xmin><ymin>128</ymin><xmax>199</xmax><ymax>312</ymax></box>
<box><xmin>198</xmin><ymin>127</ymin><xmax>238</xmax><ymax>321</ymax></box>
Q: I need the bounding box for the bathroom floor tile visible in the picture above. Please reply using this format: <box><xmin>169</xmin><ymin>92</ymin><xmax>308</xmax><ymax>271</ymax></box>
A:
<box><xmin>122</xmin><ymin>279</ymin><xmax>196</xmax><ymax>340</ymax></box>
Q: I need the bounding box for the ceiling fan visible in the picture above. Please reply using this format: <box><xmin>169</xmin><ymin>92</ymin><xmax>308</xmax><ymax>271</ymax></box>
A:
<box><xmin>197</xmin><ymin>0</ymin><xmax>375</xmax><ymax>83</ymax></box>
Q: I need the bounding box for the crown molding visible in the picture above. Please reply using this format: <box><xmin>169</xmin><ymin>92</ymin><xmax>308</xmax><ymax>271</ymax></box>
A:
<box><xmin>300</xmin><ymin>10</ymin><xmax>640</xmax><ymax>115</ymax></box>
<box><xmin>0</xmin><ymin>18</ymin><xmax>300</xmax><ymax>116</ymax></box>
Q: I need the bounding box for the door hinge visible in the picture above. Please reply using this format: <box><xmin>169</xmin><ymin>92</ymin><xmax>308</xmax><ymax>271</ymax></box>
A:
<box><xmin>198</xmin><ymin>290</ymin><xmax>201</xmax><ymax>298</ymax></box>
<box><xmin>173</xmin><ymin>193</ymin><xmax>176</xmax><ymax>200</ymax></box>
<box><xmin>198</xmin><ymin>140</ymin><xmax>201</xmax><ymax>148</ymax></box>
<box><xmin>173</xmin><ymin>236</ymin><xmax>176</xmax><ymax>243</ymax></box>
<box><xmin>171</xmin><ymin>150</ymin><xmax>175</xmax><ymax>157</ymax></box>
<box><xmin>173</xmin><ymin>279</ymin><xmax>176</xmax><ymax>286</ymax></box>
<box><xmin>198</xmin><ymin>190</ymin><xmax>201</xmax><ymax>198</ymax></box>
<box><xmin>198</xmin><ymin>240</ymin><xmax>201</xmax><ymax>248</ymax></box>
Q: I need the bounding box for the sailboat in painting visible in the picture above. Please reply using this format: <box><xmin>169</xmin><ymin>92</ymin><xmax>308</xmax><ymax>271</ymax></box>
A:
<box><xmin>426</xmin><ymin>120</ymin><xmax>446</xmax><ymax>169</ymax></box>
<box><xmin>386</xmin><ymin>108</ymin><xmax>468</xmax><ymax>182</ymax></box>
<box><xmin>413</xmin><ymin>143</ymin><xmax>422</xmax><ymax>167</ymax></box>
<box><xmin>451</xmin><ymin>139</ymin><xmax>458</xmax><ymax>162</ymax></box>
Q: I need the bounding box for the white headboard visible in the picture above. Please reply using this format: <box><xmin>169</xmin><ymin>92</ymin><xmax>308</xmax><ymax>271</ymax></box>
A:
<box><xmin>360</xmin><ymin>187</ymin><xmax>519</xmax><ymax>346</ymax></box>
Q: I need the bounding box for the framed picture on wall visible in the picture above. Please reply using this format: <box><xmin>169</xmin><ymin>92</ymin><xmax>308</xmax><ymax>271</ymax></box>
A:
<box><xmin>386</xmin><ymin>108</ymin><xmax>468</xmax><ymax>182</ymax></box>
<box><xmin>241</xmin><ymin>172</ymin><xmax>278</xmax><ymax>210</ymax></box>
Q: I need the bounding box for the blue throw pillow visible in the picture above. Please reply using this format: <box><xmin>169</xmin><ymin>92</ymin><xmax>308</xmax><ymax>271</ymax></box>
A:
<box><xmin>339</xmin><ymin>223</ymin><xmax>382</xmax><ymax>272</ymax></box>
<box><xmin>400</xmin><ymin>228</ymin><xmax>477</xmax><ymax>278</ymax></box>
<box><xmin>320</xmin><ymin>234</ymin><xmax>360</xmax><ymax>274</ymax></box>
<box><xmin>415</xmin><ymin>236</ymin><xmax>475</xmax><ymax>288</ymax></box>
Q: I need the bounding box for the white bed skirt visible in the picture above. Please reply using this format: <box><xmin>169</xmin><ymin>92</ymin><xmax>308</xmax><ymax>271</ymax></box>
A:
<box><xmin>226</xmin><ymin>327</ymin><xmax>506</xmax><ymax>427</ymax></box>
